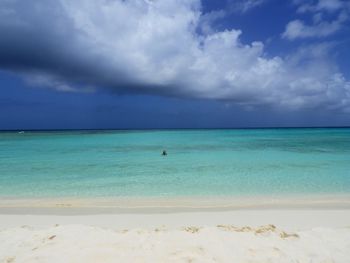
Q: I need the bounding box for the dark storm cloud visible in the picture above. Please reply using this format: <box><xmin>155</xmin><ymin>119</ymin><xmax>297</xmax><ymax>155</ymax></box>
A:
<box><xmin>0</xmin><ymin>0</ymin><xmax>350</xmax><ymax>111</ymax></box>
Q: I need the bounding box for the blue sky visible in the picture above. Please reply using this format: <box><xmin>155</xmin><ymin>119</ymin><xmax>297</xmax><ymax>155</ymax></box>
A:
<box><xmin>1</xmin><ymin>0</ymin><xmax>350</xmax><ymax>129</ymax></box>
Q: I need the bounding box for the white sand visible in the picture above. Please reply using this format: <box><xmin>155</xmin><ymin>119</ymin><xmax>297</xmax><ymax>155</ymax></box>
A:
<box><xmin>1</xmin><ymin>209</ymin><xmax>350</xmax><ymax>262</ymax></box>
<box><xmin>1</xmin><ymin>197</ymin><xmax>350</xmax><ymax>262</ymax></box>
<box><xmin>1</xmin><ymin>223</ymin><xmax>350</xmax><ymax>263</ymax></box>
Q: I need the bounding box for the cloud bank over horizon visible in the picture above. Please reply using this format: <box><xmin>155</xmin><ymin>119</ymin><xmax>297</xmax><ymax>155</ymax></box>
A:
<box><xmin>1</xmin><ymin>0</ymin><xmax>350</xmax><ymax>111</ymax></box>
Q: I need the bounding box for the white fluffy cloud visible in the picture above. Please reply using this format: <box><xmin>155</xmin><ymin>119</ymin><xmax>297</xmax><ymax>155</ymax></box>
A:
<box><xmin>0</xmin><ymin>0</ymin><xmax>350</xmax><ymax>111</ymax></box>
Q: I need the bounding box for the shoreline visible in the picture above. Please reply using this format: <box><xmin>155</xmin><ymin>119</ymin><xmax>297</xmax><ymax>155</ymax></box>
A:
<box><xmin>1</xmin><ymin>194</ymin><xmax>350</xmax><ymax>214</ymax></box>
<box><xmin>1</xmin><ymin>194</ymin><xmax>350</xmax><ymax>229</ymax></box>
<box><xmin>1</xmin><ymin>210</ymin><xmax>350</xmax><ymax>229</ymax></box>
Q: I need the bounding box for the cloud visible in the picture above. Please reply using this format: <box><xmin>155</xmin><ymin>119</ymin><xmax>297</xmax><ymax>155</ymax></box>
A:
<box><xmin>228</xmin><ymin>0</ymin><xmax>268</xmax><ymax>13</ymax></box>
<box><xmin>283</xmin><ymin>0</ymin><xmax>349</xmax><ymax>40</ymax></box>
<box><xmin>282</xmin><ymin>11</ymin><xmax>348</xmax><ymax>39</ymax></box>
<box><xmin>0</xmin><ymin>0</ymin><xmax>350</xmax><ymax>112</ymax></box>
<box><xmin>198</xmin><ymin>9</ymin><xmax>226</xmax><ymax>35</ymax></box>
<box><xmin>294</xmin><ymin>0</ymin><xmax>345</xmax><ymax>13</ymax></box>
<box><xmin>198</xmin><ymin>0</ymin><xmax>268</xmax><ymax>34</ymax></box>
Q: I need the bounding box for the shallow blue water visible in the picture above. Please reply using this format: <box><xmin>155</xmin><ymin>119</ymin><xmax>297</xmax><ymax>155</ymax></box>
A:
<box><xmin>0</xmin><ymin>128</ymin><xmax>350</xmax><ymax>198</ymax></box>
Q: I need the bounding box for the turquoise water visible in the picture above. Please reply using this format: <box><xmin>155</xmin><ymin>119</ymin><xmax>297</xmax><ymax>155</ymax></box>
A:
<box><xmin>0</xmin><ymin>128</ymin><xmax>350</xmax><ymax>198</ymax></box>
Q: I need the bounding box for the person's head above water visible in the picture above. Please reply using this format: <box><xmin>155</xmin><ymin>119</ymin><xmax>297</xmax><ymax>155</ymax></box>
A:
<box><xmin>162</xmin><ymin>150</ymin><xmax>167</xmax><ymax>156</ymax></box>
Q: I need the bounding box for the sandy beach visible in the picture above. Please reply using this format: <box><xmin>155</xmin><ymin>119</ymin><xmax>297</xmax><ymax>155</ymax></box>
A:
<box><xmin>1</xmin><ymin>197</ymin><xmax>350</xmax><ymax>262</ymax></box>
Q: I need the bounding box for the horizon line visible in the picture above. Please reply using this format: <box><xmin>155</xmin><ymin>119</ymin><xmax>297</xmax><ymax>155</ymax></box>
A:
<box><xmin>1</xmin><ymin>126</ymin><xmax>350</xmax><ymax>132</ymax></box>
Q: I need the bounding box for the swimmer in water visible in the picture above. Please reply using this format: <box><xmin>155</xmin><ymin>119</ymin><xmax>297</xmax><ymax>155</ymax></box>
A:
<box><xmin>162</xmin><ymin>150</ymin><xmax>167</xmax><ymax>156</ymax></box>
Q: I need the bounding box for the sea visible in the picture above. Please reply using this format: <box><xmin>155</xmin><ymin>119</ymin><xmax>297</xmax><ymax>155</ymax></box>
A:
<box><xmin>0</xmin><ymin>128</ymin><xmax>349</xmax><ymax>198</ymax></box>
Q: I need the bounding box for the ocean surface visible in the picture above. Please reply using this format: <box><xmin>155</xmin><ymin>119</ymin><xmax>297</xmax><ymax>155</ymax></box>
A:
<box><xmin>0</xmin><ymin>128</ymin><xmax>350</xmax><ymax>198</ymax></box>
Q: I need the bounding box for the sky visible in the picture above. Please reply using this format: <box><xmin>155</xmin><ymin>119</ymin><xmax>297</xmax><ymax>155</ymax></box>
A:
<box><xmin>0</xmin><ymin>0</ymin><xmax>350</xmax><ymax>129</ymax></box>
